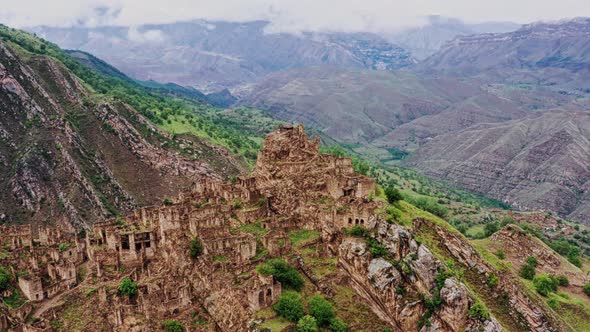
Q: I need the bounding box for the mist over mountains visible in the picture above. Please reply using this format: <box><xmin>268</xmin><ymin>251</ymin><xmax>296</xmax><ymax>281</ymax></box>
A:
<box><xmin>27</xmin><ymin>16</ymin><xmax>590</xmax><ymax>222</ymax></box>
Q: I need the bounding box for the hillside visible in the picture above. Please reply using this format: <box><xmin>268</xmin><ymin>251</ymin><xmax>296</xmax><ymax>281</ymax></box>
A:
<box><xmin>406</xmin><ymin>110</ymin><xmax>590</xmax><ymax>223</ymax></box>
<box><xmin>2</xmin><ymin>125</ymin><xmax>579</xmax><ymax>332</ymax></box>
<box><xmin>0</xmin><ymin>25</ymin><xmax>272</xmax><ymax>228</ymax></box>
<box><xmin>31</xmin><ymin>20</ymin><xmax>415</xmax><ymax>92</ymax></box>
<box><xmin>419</xmin><ymin>18</ymin><xmax>590</xmax><ymax>90</ymax></box>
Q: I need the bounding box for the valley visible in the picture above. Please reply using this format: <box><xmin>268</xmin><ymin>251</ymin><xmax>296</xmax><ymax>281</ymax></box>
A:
<box><xmin>1</xmin><ymin>10</ymin><xmax>590</xmax><ymax>332</ymax></box>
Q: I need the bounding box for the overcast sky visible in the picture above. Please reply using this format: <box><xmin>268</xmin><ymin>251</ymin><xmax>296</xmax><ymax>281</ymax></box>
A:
<box><xmin>1</xmin><ymin>0</ymin><xmax>589</xmax><ymax>33</ymax></box>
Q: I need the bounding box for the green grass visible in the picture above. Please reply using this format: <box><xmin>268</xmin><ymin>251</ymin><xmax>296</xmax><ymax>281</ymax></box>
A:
<box><xmin>288</xmin><ymin>229</ymin><xmax>321</xmax><ymax>247</ymax></box>
<box><xmin>239</xmin><ymin>220</ymin><xmax>270</xmax><ymax>239</ymax></box>
<box><xmin>258</xmin><ymin>317</ymin><xmax>292</xmax><ymax>331</ymax></box>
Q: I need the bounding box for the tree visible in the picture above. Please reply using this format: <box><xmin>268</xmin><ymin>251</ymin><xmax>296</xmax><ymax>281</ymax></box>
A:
<box><xmin>274</xmin><ymin>291</ymin><xmax>305</xmax><ymax>322</ymax></box>
<box><xmin>0</xmin><ymin>267</ymin><xmax>11</xmax><ymax>292</ymax></box>
<box><xmin>118</xmin><ymin>277</ymin><xmax>138</xmax><ymax>297</ymax></box>
<box><xmin>257</xmin><ymin>259</ymin><xmax>304</xmax><ymax>291</ymax></box>
<box><xmin>384</xmin><ymin>187</ymin><xmax>403</xmax><ymax>204</ymax></box>
<box><xmin>328</xmin><ymin>317</ymin><xmax>348</xmax><ymax>332</ymax></box>
<box><xmin>296</xmin><ymin>315</ymin><xmax>318</xmax><ymax>332</ymax></box>
<box><xmin>533</xmin><ymin>274</ymin><xmax>558</xmax><ymax>296</ymax></box>
<box><xmin>163</xmin><ymin>320</ymin><xmax>185</xmax><ymax>332</ymax></box>
<box><xmin>484</xmin><ymin>222</ymin><xmax>499</xmax><ymax>237</ymax></box>
<box><xmin>190</xmin><ymin>237</ymin><xmax>204</xmax><ymax>259</ymax></box>
<box><xmin>308</xmin><ymin>294</ymin><xmax>335</xmax><ymax>327</ymax></box>
<box><xmin>583</xmin><ymin>283</ymin><xmax>590</xmax><ymax>296</ymax></box>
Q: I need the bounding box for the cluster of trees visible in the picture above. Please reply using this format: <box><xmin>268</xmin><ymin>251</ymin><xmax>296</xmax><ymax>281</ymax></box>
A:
<box><xmin>257</xmin><ymin>258</ymin><xmax>304</xmax><ymax>291</ymax></box>
<box><xmin>274</xmin><ymin>292</ymin><xmax>347</xmax><ymax>332</ymax></box>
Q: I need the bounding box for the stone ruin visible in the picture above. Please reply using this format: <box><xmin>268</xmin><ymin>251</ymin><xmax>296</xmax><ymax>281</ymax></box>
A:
<box><xmin>0</xmin><ymin>125</ymin><xmax>516</xmax><ymax>332</ymax></box>
<box><xmin>0</xmin><ymin>125</ymin><xmax>381</xmax><ymax>330</ymax></box>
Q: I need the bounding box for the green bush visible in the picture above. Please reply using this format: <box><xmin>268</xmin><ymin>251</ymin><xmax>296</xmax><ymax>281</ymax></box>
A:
<box><xmin>494</xmin><ymin>250</ymin><xmax>505</xmax><ymax>260</ymax></box>
<box><xmin>163</xmin><ymin>320</ymin><xmax>185</xmax><ymax>332</ymax></box>
<box><xmin>189</xmin><ymin>237</ymin><xmax>204</xmax><ymax>259</ymax></box>
<box><xmin>384</xmin><ymin>187</ymin><xmax>403</xmax><ymax>204</ymax></box>
<box><xmin>547</xmin><ymin>297</ymin><xmax>559</xmax><ymax>310</ymax></box>
<box><xmin>583</xmin><ymin>283</ymin><xmax>590</xmax><ymax>296</ymax></box>
<box><xmin>555</xmin><ymin>275</ymin><xmax>569</xmax><ymax>287</ymax></box>
<box><xmin>274</xmin><ymin>291</ymin><xmax>305</xmax><ymax>322</ymax></box>
<box><xmin>0</xmin><ymin>267</ymin><xmax>11</xmax><ymax>292</ymax></box>
<box><xmin>484</xmin><ymin>222</ymin><xmax>499</xmax><ymax>237</ymax></box>
<box><xmin>118</xmin><ymin>277</ymin><xmax>138</xmax><ymax>297</ymax></box>
<box><xmin>297</xmin><ymin>315</ymin><xmax>318</xmax><ymax>332</ymax></box>
<box><xmin>526</xmin><ymin>256</ymin><xmax>538</xmax><ymax>267</ymax></box>
<box><xmin>257</xmin><ymin>259</ymin><xmax>304</xmax><ymax>291</ymax></box>
<box><xmin>328</xmin><ymin>317</ymin><xmax>348</xmax><ymax>332</ymax></box>
<box><xmin>486</xmin><ymin>274</ymin><xmax>499</xmax><ymax>288</ymax></box>
<box><xmin>408</xmin><ymin>196</ymin><xmax>449</xmax><ymax>218</ymax></box>
<box><xmin>533</xmin><ymin>274</ymin><xmax>558</xmax><ymax>296</ymax></box>
<box><xmin>467</xmin><ymin>301</ymin><xmax>490</xmax><ymax>321</ymax></box>
<box><xmin>308</xmin><ymin>294</ymin><xmax>335</xmax><ymax>327</ymax></box>
<box><xmin>519</xmin><ymin>259</ymin><xmax>536</xmax><ymax>280</ymax></box>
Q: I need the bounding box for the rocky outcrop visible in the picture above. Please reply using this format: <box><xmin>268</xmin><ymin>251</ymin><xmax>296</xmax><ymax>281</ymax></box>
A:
<box><xmin>415</xmin><ymin>218</ymin><xmax>567</xmax><ymax>332</ymax></box>
<box><xmin>338</xmin><ymin>221</ymin><xmax>500</xmax><ymax>332</ymax></box>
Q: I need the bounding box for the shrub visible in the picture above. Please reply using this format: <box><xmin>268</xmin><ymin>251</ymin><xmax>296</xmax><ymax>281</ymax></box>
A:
<box><xmin>484</xmin><ymin>222</ymin><xmax>500</xmax><ymax>237</ymax></box>
<box><xmin>519</xmin><ymin>259</ymin><xmax>536</xmax><ymax>280</ymax></box>
<box><xmin>555</xmin><ymin>275</ymin><xmax>569</xmax><ymax>287</ymax></box>
<box><xmin>526</xmin><ymin>256</ymin><xmax>538</xmax><ymax>267</ymax></box>
<box><xmin>486</xmin><ymin>274</ymin><xmax>499</xmax><ymax>288</ymax></box>
<box><xmin>118</xmin><ymin>277</ymin><xmax>138</xmax><ymax>297</ymax></box>
<box><xmin>274</xmin><ymin>291</ymin><xmax>305</xmax><ymax>322</ymax></box>
<box><xmin>547</xmin><ymin>297</ymin><xmax>559</xmax><ymax>310</ymax></box>
<box><xmin>189</xmin><ymin>238</ymin><xmax>204</xmax><ymax>259</ymax></box>
<box><xmin>384</xmin><ymin>187</ymin><xmax>403</xmax><ymax>204</ymax></box>
<box><xmin>163</xmin><ymin>320</ymin><xmax>185</xmax><ymax>332</ymax></box>
<box><xmin>494</xmin><ymin>250</ymin><xmax>505</xmax><ymax>260</ymax></box>
<box><xmin>583</xmin><ymin>283</ymin><xmax>590</xmax><ymax>296</ymax></box>
<box><xmin>345</xmin><ymin>225</ymin><xmax>367</xmax><ymax>237</ymax></box>
<box><xmin>468</xmin><ymin>301</ymin><xmax>490</xmax><ymax>321</ymax></box>
<box><xmin>328</xmin><ymin>317</ymin><xmax>348</xmax><ymax>332</ymax></box>
<box><xmin>296</xmin><ymin>315</ymin><xmax>318</xmax><ymax>332</ymax></box>
<box><xmin>308</xmin><ymin>294</ymin><xmax>335</xmax><ymax>327</ymax></box>
<box><xmin>0</xmin><ymin>267</ymin><xmax>11</xmax><ymax>292</ymax></box>
<box><xmin>533</xmin><ymin>274</ymin><xmax>558</xmax><ymax>296</ymax></box>
<box><xmin>257</xmin><ymin>259</ymin><xmax>304</xmax><ymax>291</ymax></box>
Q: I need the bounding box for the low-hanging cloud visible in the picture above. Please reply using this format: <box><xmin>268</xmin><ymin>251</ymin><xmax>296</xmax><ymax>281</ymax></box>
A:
<box><xmin>1</xmin><ymin>0</ymin><xmax>590</xmax><ymax>34</ymax></box>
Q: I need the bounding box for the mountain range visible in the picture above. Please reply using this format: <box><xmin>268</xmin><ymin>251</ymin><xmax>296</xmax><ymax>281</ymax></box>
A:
<box><xmin>30</xmin><ymin>20</ymin><xmax>415</xmax><ymax>92</ymax></box>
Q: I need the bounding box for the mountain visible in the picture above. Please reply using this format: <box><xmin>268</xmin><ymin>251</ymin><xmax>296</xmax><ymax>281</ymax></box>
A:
<box><xmin>1</xmin><ymin>125</ymin><xmax>575</xmax><ymax>332</ymax></box>
<box><xmin>30</xmin><ymin>20</ymin><xmax>415</xmax><ymax>92</ymax></box>
<box><xmin>419</xmin><ymin>18</ymin><xmax>590</xmax><ymax>89</ymax></box>
<box><xmin>0</xmin><ymin>25</ymin><xmax>252</xmax><ymax>228</ymax></box>
<box><xmin>406</xmin><ymin>110</ymin><xmax>590</xmax><ymax>222</ymax></box>
<box><xmin>388</xmin><ymin>16</ymin><xmax>520</xmax><ymax>59</ymax></box>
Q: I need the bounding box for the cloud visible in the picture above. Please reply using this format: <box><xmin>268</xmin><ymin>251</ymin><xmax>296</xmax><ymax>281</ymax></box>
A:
<box><xmin>127</xmin><ymin>26</ymin><xmax>165</xmax><ymax>43</ymax></box>
<box><xmin>1</xmin><ymin>0</ymin><xmax>590</xmax><ymax>34</ymax></box>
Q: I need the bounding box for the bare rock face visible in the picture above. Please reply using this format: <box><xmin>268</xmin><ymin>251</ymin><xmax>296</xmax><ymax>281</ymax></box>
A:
<box><xmin>415</xmin><ymin>218</ymin><xmax>566</xmax><ymax>332</ymax></box>
<box><xmin>367</xmin><ymin>258</ymin><xmax>402</xmax><ymax>290</ymax></box>
<box><xmin>339</xmin><ymin>222</ymin><xmax>500</xmax><ymax>332</ymax></box>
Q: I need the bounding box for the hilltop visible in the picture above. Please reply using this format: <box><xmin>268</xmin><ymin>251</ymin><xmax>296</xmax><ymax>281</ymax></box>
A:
<box><xmin>1</xmin><ymin>125</ymin><xmax>578</xmax><ymax>331</ymax></box>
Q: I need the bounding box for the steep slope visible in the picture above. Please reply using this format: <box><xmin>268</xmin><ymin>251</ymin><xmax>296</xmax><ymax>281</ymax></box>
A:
<box><xmin>419</xmin><ymin>18</ymin><xmax>590</xmax><ymax>89</ymax></box>
<box><xmin>406</xmin><ymin>110</ymin><xmax>590</xmax><ymax>223</ymax></box>
<box><xmin>2</xmin><ymin>126</ymin><xmax>569</xmax><ymax>332</ymax></box>
<box><xmin>31</xmin><ymin>20</ymin><xmax>414</xmax><ymax>91</ymax></box>
<box><xmin>0</xmin><ymin>26</ymin><xmax>244</xmax><ymax>228</ymax></box>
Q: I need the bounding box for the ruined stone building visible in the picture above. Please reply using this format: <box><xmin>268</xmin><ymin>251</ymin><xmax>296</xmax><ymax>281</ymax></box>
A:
<box><xmin>1</xmin><ymin>125</ymin><xmax>551</xmax><ymax>332</ymax></box>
